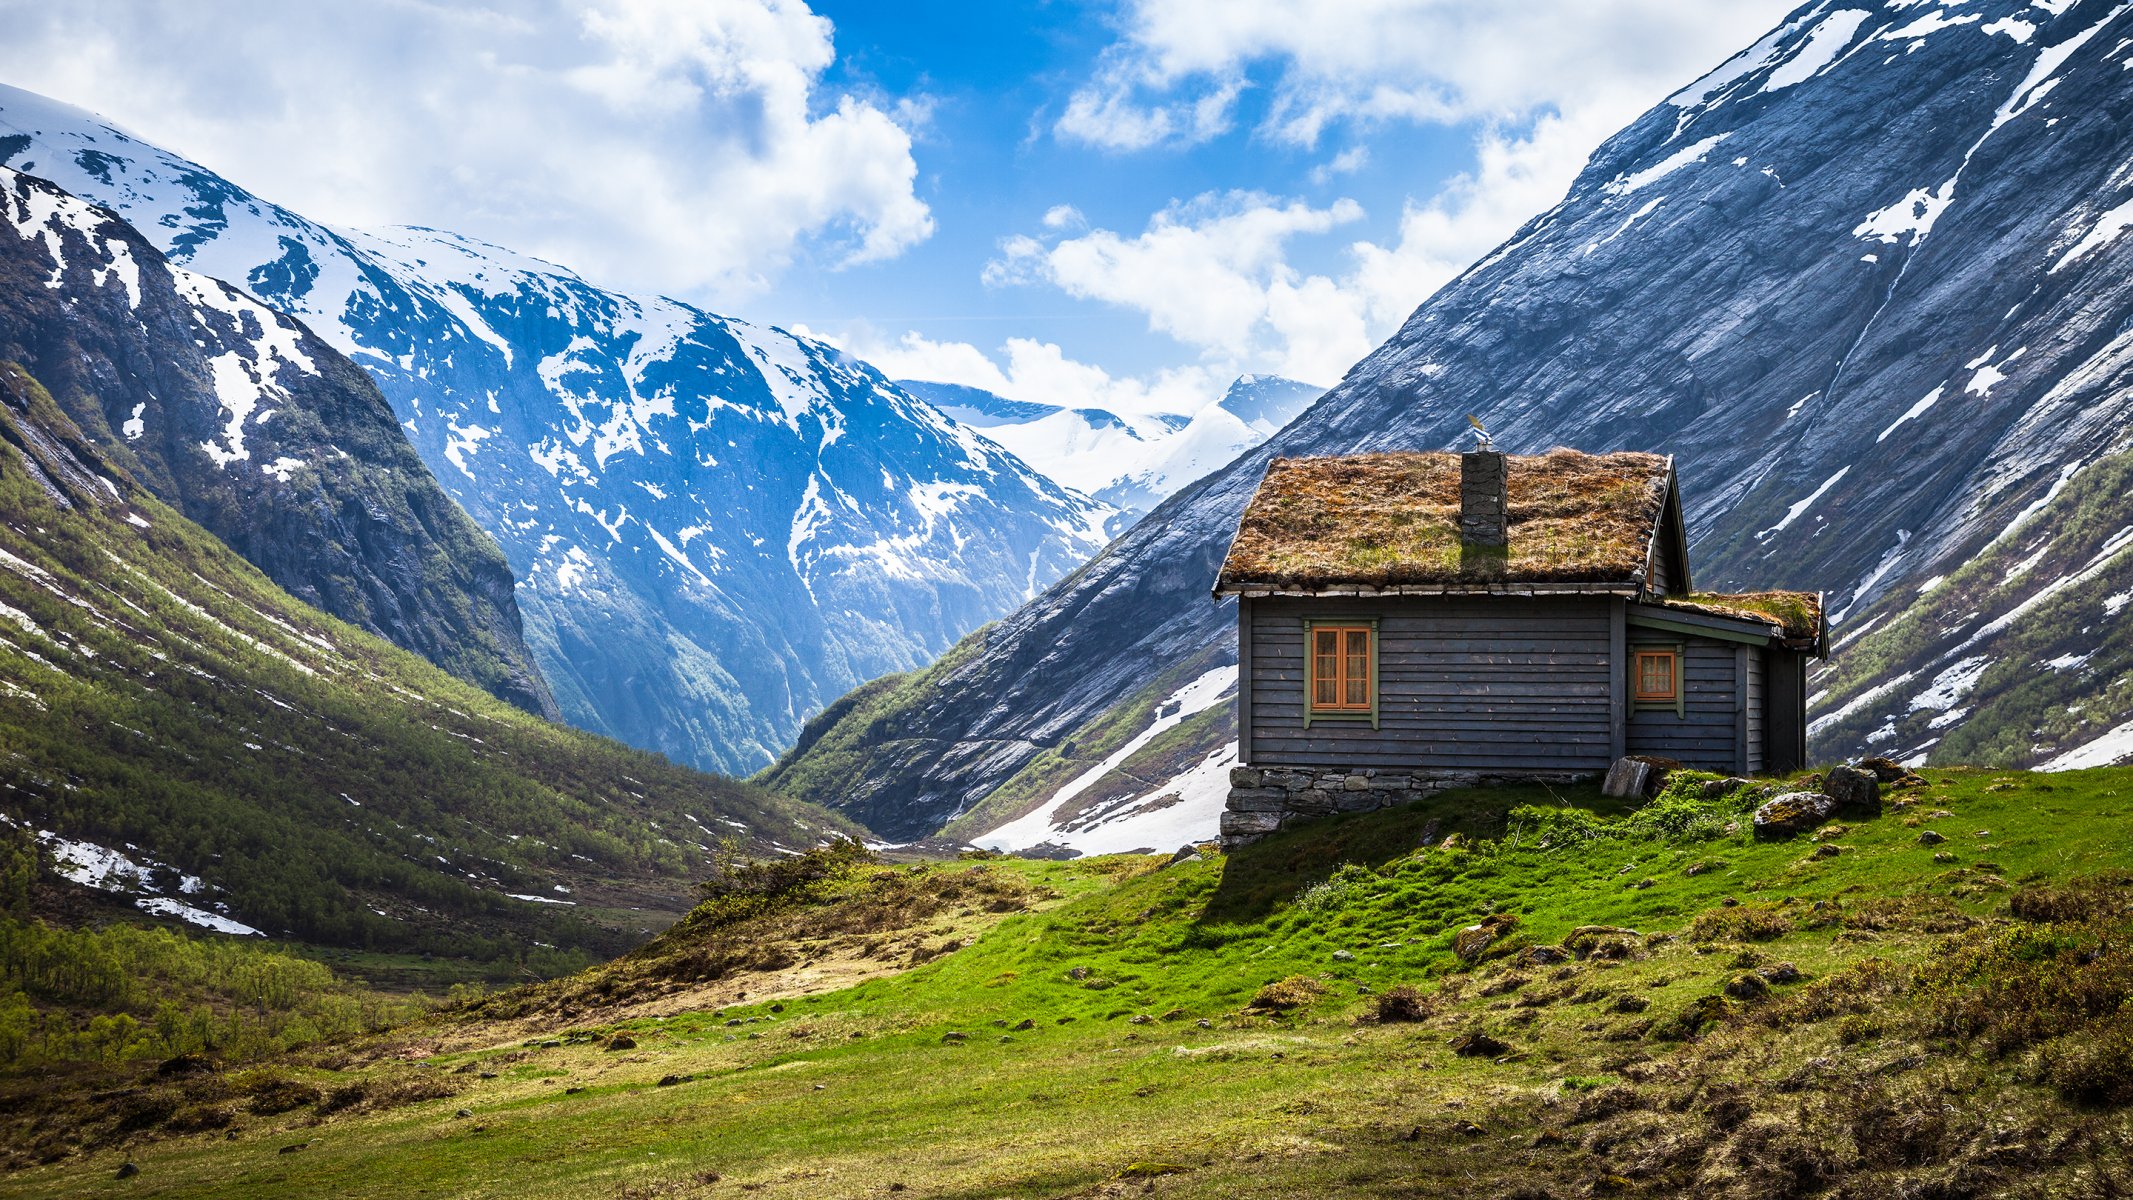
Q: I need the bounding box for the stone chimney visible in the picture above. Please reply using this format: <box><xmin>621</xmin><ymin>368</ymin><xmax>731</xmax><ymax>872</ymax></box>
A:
<box><xmin>1459</xmin><ymin>450</ymin><xmax>1508</xmax><ymax>547</ymax></box>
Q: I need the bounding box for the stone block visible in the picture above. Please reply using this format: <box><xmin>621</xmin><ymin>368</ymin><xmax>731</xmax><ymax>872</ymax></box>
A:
<box><xmin>1368</xmin><ymin>775</ymin><xmax>1412</xmax><ymax>790</ymax></box>
<box><xmin>1824</xmin><ymin>766</ymin><xmax>1881</xmax><ymax>816</ymax></box>
<box><xmin>1753</xmin><ymin>791</ymin><xmax>1838</xmax><ymax>840</ymax></box>
<box><xmin>1343</xmin><ymin>774</ymin><xmax>1370</xmax><ymax>791</ymax></box>
<box><xmin>1219</xmin><ymin>810</ymin><xmax>1282</xmax><ymax>837</ymax></box>
<box><xmin>1225</xmin><ymin>787</ymin><xmax>1291</xmax><ymax>813</ymax></box>
<box><xmin>1229</xmin><ymin>767</ymin><xmax>1263</xmax><ymax>789</ymax></box>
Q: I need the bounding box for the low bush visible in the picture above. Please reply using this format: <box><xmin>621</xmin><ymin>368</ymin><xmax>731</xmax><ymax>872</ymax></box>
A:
<box><xmin>1374</xmin><ymin>984</ymin><xmax>1431</xmax><ymax>1023</ymax></box>
<box><xmin>1687</xmin><ymin>903</ymin><xmax>1794</xmax><ymax>943</ymax></box>
<box><xmin>1248</xmin><ymin>975</ymin><xmax>1326</xmax><ymax>1011</ymax></box>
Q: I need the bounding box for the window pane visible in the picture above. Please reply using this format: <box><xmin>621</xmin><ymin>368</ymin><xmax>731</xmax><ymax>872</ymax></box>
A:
<box><xmin>1637</xmin><ymin>652</ymin><xmax>1674</xmax><ymax>699</ymax></box>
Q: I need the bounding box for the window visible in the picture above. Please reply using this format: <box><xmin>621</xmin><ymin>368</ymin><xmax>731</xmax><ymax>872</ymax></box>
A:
<box><xmin>1634</xmin><ymin>648</ymin><xmax>1680</xmax><ymax>705</ymax></box>
<box><xmin>1309</xmin><ymin>624</ymin><xmax>1374</xmax><ymax>714</ymax></box>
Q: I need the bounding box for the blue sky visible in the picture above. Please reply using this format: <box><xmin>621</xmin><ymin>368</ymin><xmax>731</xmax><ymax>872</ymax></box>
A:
<box><xmin>0</xmin><ymin>0</ymin><xmax>1795</xmax><ymax>414</ymax></box>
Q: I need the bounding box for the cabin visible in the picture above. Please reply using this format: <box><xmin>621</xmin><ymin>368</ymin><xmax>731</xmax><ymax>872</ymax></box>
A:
<box><xmin>1212</xmin><ymin>448</ymin><xmax>1826</xmax><ymax>846</ymax></box>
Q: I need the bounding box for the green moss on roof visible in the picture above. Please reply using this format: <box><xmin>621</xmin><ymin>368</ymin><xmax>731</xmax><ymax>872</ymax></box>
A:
<box><xmin>1216</xmin><ymin>449</ymin><xmax>1672</xmax><ymax>591</ymax></box>
<box><xmin>1664</xmin><ymin>591</ymin><xmax>1826</xmax><ymax>647</ymax></box>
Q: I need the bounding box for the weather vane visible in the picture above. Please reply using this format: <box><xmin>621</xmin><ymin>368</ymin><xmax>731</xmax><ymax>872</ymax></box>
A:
<box><xmin>1465</xmin><ymin>414</ymin><xmax>1494</xmax><ymax>451</ymax></box>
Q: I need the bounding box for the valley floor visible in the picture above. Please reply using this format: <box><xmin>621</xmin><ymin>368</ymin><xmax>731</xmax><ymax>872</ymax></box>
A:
<box><xmin>9</xmin><ymin>766</ymin><xmax>2133</xmax><ymax>1198</ymax></box>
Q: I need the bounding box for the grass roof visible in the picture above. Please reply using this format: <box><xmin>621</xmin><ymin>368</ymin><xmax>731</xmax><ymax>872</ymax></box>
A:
<box><xmin>1216</xmin><ymin>449</ymin><xmax>1672</xmax><ymax>591</ymax></box>
<box><xmin>1663</xmin><ymin>591</ymin><xmax>1827</xmax><ymax>649</ymax></box>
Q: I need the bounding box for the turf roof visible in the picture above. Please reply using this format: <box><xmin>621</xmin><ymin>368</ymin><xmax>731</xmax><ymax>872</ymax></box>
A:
<box><xmin>1215</xmin><ymin>449</ymin><xmax>1674</xmax><ymax>592</ymax></box>
<box><xmin>1661</xmin><ymin>591</ymin><xmax>1827</xmax><ymax>650</ymax></box>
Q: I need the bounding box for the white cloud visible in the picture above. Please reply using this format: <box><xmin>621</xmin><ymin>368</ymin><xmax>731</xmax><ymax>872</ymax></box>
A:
<box><xmin>1058</xmin><ymin>0</ymin><xmax>1796</xmax><ymax>150</ymax></box>
<box><xmin>832</xmin><ymin>329</ymin><xmax>1224</xmax><ymax>418</ymax></box>
<box><xmin>984</xmin><ymin>191</ymin><xmax>1371</xmax><ymax>382</ymax></box>
<box><xmin>1010</xmin><ymin>0</ymin><xmax>1795</xmax><ymax>387</ymax></box>
<box><xmin>0</xmin><ymin>0</ymin><xmax>932</xmax><ymax>301</ymax></box>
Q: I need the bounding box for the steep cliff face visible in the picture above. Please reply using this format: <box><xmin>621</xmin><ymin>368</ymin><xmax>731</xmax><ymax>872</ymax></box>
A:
<box><xmin>0</xmin><ymin>166</ymin><xmax>555</xmax><ymax>716</ymax></box>
<box><xmin>0</xmin><ymin>87</ymin><xmax>1112</xmax><ymax>774</ymax></box>
<box><xmin>767</xmin><ymin>0</ymin><xmax>2133</xmax><ymax>840</ymax></box>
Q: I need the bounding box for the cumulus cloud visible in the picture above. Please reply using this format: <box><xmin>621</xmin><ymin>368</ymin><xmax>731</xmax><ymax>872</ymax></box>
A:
<box><xmin>1056</xmin><ymin>0</ymin><xmax>1795</xmax><ymax>150</ymax></box>
<box><xmin>820</xmin><ymin>328</ymin><xmax>1223</xmax><ymax>418</ymax></box>
<box><xmin>985</xmin><ymin>191</ymin><xmax>1371</xmax><ymax>382</ymax></box>
<box><xmin>0</xmin><ymin>0</ymin><xmax>932</xmax><ymax>301</ymax></box>
<box><xmin>1000</xmin><ymin>0</ymin><xmax>1795</xmax><ymax>392</ymax></box>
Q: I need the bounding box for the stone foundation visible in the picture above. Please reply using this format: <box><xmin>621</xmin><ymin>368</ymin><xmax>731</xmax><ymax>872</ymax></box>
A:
<box><xmin>1220</xmin><ymin>765</ymin><xmax>1594</xmax><ymax>847</ymax></box>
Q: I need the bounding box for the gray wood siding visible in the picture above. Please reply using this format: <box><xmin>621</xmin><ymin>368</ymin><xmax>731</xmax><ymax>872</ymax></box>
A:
<box><xmin>1246</xmin><ymin>595</ymin><xmax>1614</xmax><ymax>771</ymax></box>
<box><xmin>1624</xmin><ymin>633</ymin><xmax>1742</xmax><ymax>770</ymax></box>
<box><xmin>1647</xmin><ymin>537</ymin><xmax>1677</xmax><ymax>595</ymax></box>
<box><xmin>1746</xmin><ymin>649</ymin><xmax>1766</xmax><ymax>775</ymax></box>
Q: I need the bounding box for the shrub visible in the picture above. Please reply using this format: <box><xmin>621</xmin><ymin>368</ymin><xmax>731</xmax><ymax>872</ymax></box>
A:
<box><xmin>1687</xmin><ymin>902</ymin><xmax>1794</xmax><ymax>943</ymax></box>
<box><xmin>1374</xmin><ymin>985</ymin><xmax>1431</xmax><ymax>1023</ymax></box>
<box><xmin>1248</xmin><ymin>975</ymin><xmax>1326</xmax><ymax>1011</ymax></box>
<box><xmin>1292</xmin><ymin>864</ymin><xmax>1375</xmax><ymax>915</ymax></box>
<box><xmin>2046</xmin><ymin>1012</ymin><xmax>2133</xmax><ymax>1105</ymax></box>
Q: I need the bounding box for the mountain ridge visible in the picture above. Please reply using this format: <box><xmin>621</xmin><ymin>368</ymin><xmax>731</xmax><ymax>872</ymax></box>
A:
<box><xmin>0</xmin><ymin>356</ymin><xmax>850</xmax><ymax>964</ymax></box>
<box><xmin>0</xmin><ymin>84</ymin><xmax>1111</xmax><ymax>774</ymax></box>
<box><xmin>769</xmin><ymin>0</ymin><xmax>2133</xmax><ymax>844</ymax></box>
<box><xmin>0</xmin><ymin>164</ymin><xmax>556</xmax><ymax>716</ymax></box>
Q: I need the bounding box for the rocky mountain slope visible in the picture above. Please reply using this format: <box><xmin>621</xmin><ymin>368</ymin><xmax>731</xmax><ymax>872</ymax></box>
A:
<box><xmin>770</xmin><ymin>0</ymin><xmax>2133</xmax><ymax>844</ymax></box>
<box><xmin>0</xmin><ymin>360</ymin><xmax>847</xmax><ymax>965</ymax></box>
<box><xmin>0</xmin><ymin>84</ymin><xmax>1110</xmax><ymax>774</ymax></box>
<box><xmin>901</xmin><ymin>374</ymin><xmax>1322</xmax><ymax>531</ymax></box>
<box><xmin>0</xmin><ymin>165</ymin><xmax>554</xmax><ymax>716</ymax></box>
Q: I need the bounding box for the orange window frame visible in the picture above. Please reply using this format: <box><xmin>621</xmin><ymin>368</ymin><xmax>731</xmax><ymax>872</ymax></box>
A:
<box><xmin>1633</xmin><ymin>648</ymin><xmax>1680</xmax><ymax>705</ymax></box>
<box><xmin>1307</xmin><ymin>623</ymin><xmax>1375</xmax><ymax>716</ymax></box>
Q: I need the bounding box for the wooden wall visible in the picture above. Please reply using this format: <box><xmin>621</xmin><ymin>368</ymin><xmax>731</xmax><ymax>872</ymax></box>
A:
<box><xmin>1746</xmin><ymin>649</ymin><xmax>1766</xmax><ymax>775</ymax></box>
<box><xmin>1244</xmin><ymin>595</ymin><xmax>1615</xmax><ymax>772</ymax></box>
<box><xmin>1625</xmin><ymin>631</ymin><xmax>1744</xmax><ymax>771</ymax></box>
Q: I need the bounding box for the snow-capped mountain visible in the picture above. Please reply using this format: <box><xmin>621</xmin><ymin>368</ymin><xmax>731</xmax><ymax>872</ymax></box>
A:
<box><xmin>769</xmin><ymin>0</ymin><xmax>2133</xmax><ymax>843</ymax></box>
<box><xmin>0</xmin><ymin>83</ymin><xmax>1111</xmax><ymax>773</ymax></box>
<box><xmin>0</xmin><ymin>165</ymin><xmax>555</xmax><ymax>716</ymax></box>
<box><xmin>898</xmin><ymin>374</ymin><xmax>1321</xmax><ymax>531</ymax></box>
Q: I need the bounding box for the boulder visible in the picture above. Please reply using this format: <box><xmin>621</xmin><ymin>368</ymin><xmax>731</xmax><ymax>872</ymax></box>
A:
<box><xmin>1602</xmin><ymin>757</ymin><xmax>1655</xmax><ymax>800</ymax></box>
<box><xmin>1453</xmin><ymin>914</ymin><xmax>1520</xmax><ymax>963</ymax></box>
<box><xmin>1752</xmin><ymin>792</ymin><xmax>1839</xmax><ymax>840</ymax></box>
<box><xmin>1855</xmin><ymin>756</ymin><xmax>1909</xmax><ymax>783</ymax></box>
<box><xmin>1515</xmin><ymin>945</ymin><xmax>1571</xmax><ymax>967</ymax></box>
<box><xmin>1700</xmin><ymin>777</ymin><xmax>1753</xmax><ymax>800</ymax></box>
<box><xmin>604</xmin><ymin>1035</ymin><xmax>636</xmax><ymax>1051</ymax></box>
<box><xmin>1824</xmin><ymin>766</ymin><xmax>1882</xmax><ymax>815</ymax></box>
<box><xmin>1917</xmin><ymin>829</ymin><xmax>1946</xmax><ymax>846</ymax></box>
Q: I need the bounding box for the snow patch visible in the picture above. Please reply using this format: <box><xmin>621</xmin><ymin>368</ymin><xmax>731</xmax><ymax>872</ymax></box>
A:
<box><xmin>2041</xmin><ymin>718</ymin><xmax>2133</xmax><ymax>771</ymax></box>
<box><xmin>1604</xmin><ymin>134</ymin><xmax>1731</xmax><ymax>197</ymax></box>
<box><xmin>136</xmin><ymin>897</ymin><xmax>262</xmax><ymax>937</ymax></box>
<box><xmin>1876</xmin><ymin>386</ymin><xmax>1943</xmax><ymax>442</ymax></box>
<box><xmin>1764</xmin><ymin>10</ymin><xmax>1872</xmax><ymax>91</ymax></box>
<box><xmin>975</xmin><ymin>666</ymin><xmax>1236</xmax><ymax>853</ymax></box>
<box><xmin>1759</xmin><ymin>467</ymin><xmax>1850</xmax><ymax>539</ymax></box>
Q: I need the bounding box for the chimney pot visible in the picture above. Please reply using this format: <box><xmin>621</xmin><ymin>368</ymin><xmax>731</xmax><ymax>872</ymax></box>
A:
<box><xmin>1459</xmin><ymin>450</ymin><xmax>1508</xmax><ymax>547</ymax></box>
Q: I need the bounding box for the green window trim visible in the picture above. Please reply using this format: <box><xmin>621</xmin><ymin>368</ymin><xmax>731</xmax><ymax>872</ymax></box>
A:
<box><xmin>1302</xmin><ymin>616</ymin><xmax>1380</xmax><ymax>730</ymax></box>
<box><xmin>1630</xmin><ymin>642</ymin><xmax>1687</xmax><ymax>718</ymax></box>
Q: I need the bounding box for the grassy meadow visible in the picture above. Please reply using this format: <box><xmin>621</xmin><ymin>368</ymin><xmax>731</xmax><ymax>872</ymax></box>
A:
<box><xmin>9</xmin><ymin>764</ymin><xmax>2133</xmax><ymax>1198</ymax></box>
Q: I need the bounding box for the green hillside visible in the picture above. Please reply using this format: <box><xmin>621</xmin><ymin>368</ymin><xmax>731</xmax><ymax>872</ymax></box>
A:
<box><xmin>0</xmin><ymin>362</ymin><xmax>855</xmax><ymax>972</ymax></box>
<box><xmin>16</xmin><ymin>763</ymin><xmax>2133</xmax><ymax>1196</ymax></box>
